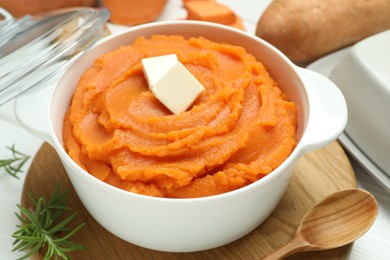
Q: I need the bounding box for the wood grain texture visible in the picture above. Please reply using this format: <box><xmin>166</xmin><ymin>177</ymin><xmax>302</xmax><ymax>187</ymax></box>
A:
<box><xmin>22</xmin><ymin>141</ymin><xmax>356</xmax><ymax>259</ymax></box>
<box><xmin>261</xmin><ymin>189</ymin><xmax>378</xmax><ymax>259</ymax></box>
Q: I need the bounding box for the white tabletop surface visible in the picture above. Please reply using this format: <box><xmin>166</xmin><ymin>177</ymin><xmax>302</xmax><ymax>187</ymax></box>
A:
<box><xmin>1</xmin><ymin>1</ymin><xmax>390</xmax><ymax>259</ymax></box>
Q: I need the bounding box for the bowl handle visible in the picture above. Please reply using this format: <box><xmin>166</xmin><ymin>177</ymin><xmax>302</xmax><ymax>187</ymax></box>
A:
<box><xmin>13</xmin><ymin>76</ymin><xmax>58</xmax><ymax>145</ymax></box>
<box><xmin>297</xmin><ymin>67</ymin><xmax>348</xmax><ymax>153</ymax></box>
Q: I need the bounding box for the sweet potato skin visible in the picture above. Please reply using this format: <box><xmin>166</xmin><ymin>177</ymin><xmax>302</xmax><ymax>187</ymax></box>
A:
<box><xmin>256</xmin><ymin>0</ymin><xmax>390</xmax><ymax>64</ymax></box>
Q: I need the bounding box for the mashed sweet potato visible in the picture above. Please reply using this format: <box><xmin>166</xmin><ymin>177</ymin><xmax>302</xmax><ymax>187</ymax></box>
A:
<box><xmin>62</xmin><ymin>35</ymin><xmax>297</xmax><ymax>198</ymax></box>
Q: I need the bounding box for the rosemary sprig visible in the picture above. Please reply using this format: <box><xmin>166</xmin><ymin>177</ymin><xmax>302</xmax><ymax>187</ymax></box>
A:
<box><xmin>0</xmin><ymin>145</ymin><xmax>30</xmax><ymax>179</ymax></box>
<box><xmin>12</xmin><ymin>184</ymin><xmax>86</xmax><ymax>260</ymax></box>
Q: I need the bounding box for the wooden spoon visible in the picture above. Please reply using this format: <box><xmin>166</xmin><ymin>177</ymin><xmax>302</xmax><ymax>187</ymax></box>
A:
<box><xmin>262</xmin><ymin>189</ymin><xmax>378</xmax><ymax>259</ymax></box>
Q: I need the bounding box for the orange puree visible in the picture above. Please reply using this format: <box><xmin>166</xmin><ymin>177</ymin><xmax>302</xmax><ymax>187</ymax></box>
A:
<box><xmin>62</xmin><ymin>35</ymin><xmax>297</xmax><ymax>198</ymax></box>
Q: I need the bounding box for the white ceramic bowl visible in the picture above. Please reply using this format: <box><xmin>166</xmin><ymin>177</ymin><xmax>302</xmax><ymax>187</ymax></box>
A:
<box><xmin>329</xmin><ymin>30</ymin><xmax>390</xmax><ymax>178</ymax></box>
<box><xmin>14</xmin><ymin>21</ymin><xmax>347</xmax><ymax>252</ymax></box>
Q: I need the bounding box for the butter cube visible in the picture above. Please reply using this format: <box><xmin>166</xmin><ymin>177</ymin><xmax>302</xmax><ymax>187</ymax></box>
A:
<box><xmin>151</xmin><ymin>62</ymin><xmax>204</xmax><ymax>115</ymax></box>
<box><xmin>141</xmin><ymin>54</ymin><xmax>178</xmax><ymax>88</ymax></box>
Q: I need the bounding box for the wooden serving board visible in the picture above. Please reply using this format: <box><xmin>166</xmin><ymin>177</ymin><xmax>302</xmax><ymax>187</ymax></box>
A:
<box><xmin>22</xmin><ymin>141</ymin><xmax>356</xmax><ymax>259</ymax></box>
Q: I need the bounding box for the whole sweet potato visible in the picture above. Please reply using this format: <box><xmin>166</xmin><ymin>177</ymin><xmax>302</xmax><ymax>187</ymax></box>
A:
<box><xmin>256</xmin><ymin>0</ymin><xmax>390</xmax><ymax>64</ymax></box>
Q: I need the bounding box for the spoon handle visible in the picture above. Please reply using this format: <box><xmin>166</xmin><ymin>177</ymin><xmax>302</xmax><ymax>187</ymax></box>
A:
<box><xmin>261</xmin><ymin>233</ymin><xmax>310</xmax><ymax>259</ymax></box>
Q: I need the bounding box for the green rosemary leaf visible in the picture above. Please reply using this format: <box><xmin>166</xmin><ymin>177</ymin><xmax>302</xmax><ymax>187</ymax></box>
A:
<box><xmin>12</xmin><ymin>183</ymin><xmax>86</xmax><ymax>259</ymax></box>
<box><xmin>17</xmin><ymin>240</ymin><xmax>45</xmax><ymax>260</ymax></box>
<box><xmin>53</xmin><ymin>223</ymin><xmax>86</xmax><ymax>243</ymax></box>
<box><xmin>0</xmin><ymin>145</ymin><xmax>30</xmax><ymax>179</ymax></box>
<box><xmin>14</xmin><ymin>212</ymin><xmax>27</xmax><ymax>224</ymax></box>
<box><xmin>17</xmin><ymin>204</ymin><xmax>41</xmax><ymax>229</ymax></box>
<box><xmin>48</xmin><ymin>212</ymin><xmax>78</xmax><ymax>235</ymax></box>
<box><xmin>27</xmin><ymin>192</ymin><xmax>38</xmax><ymax>206</ymax></box>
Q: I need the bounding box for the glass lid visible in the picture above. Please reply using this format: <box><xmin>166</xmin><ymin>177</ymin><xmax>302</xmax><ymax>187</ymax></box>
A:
<box><xmin>0</xmin><ymin>7</ymin><xmax>109</xmax><ymax>105</ymax></box>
